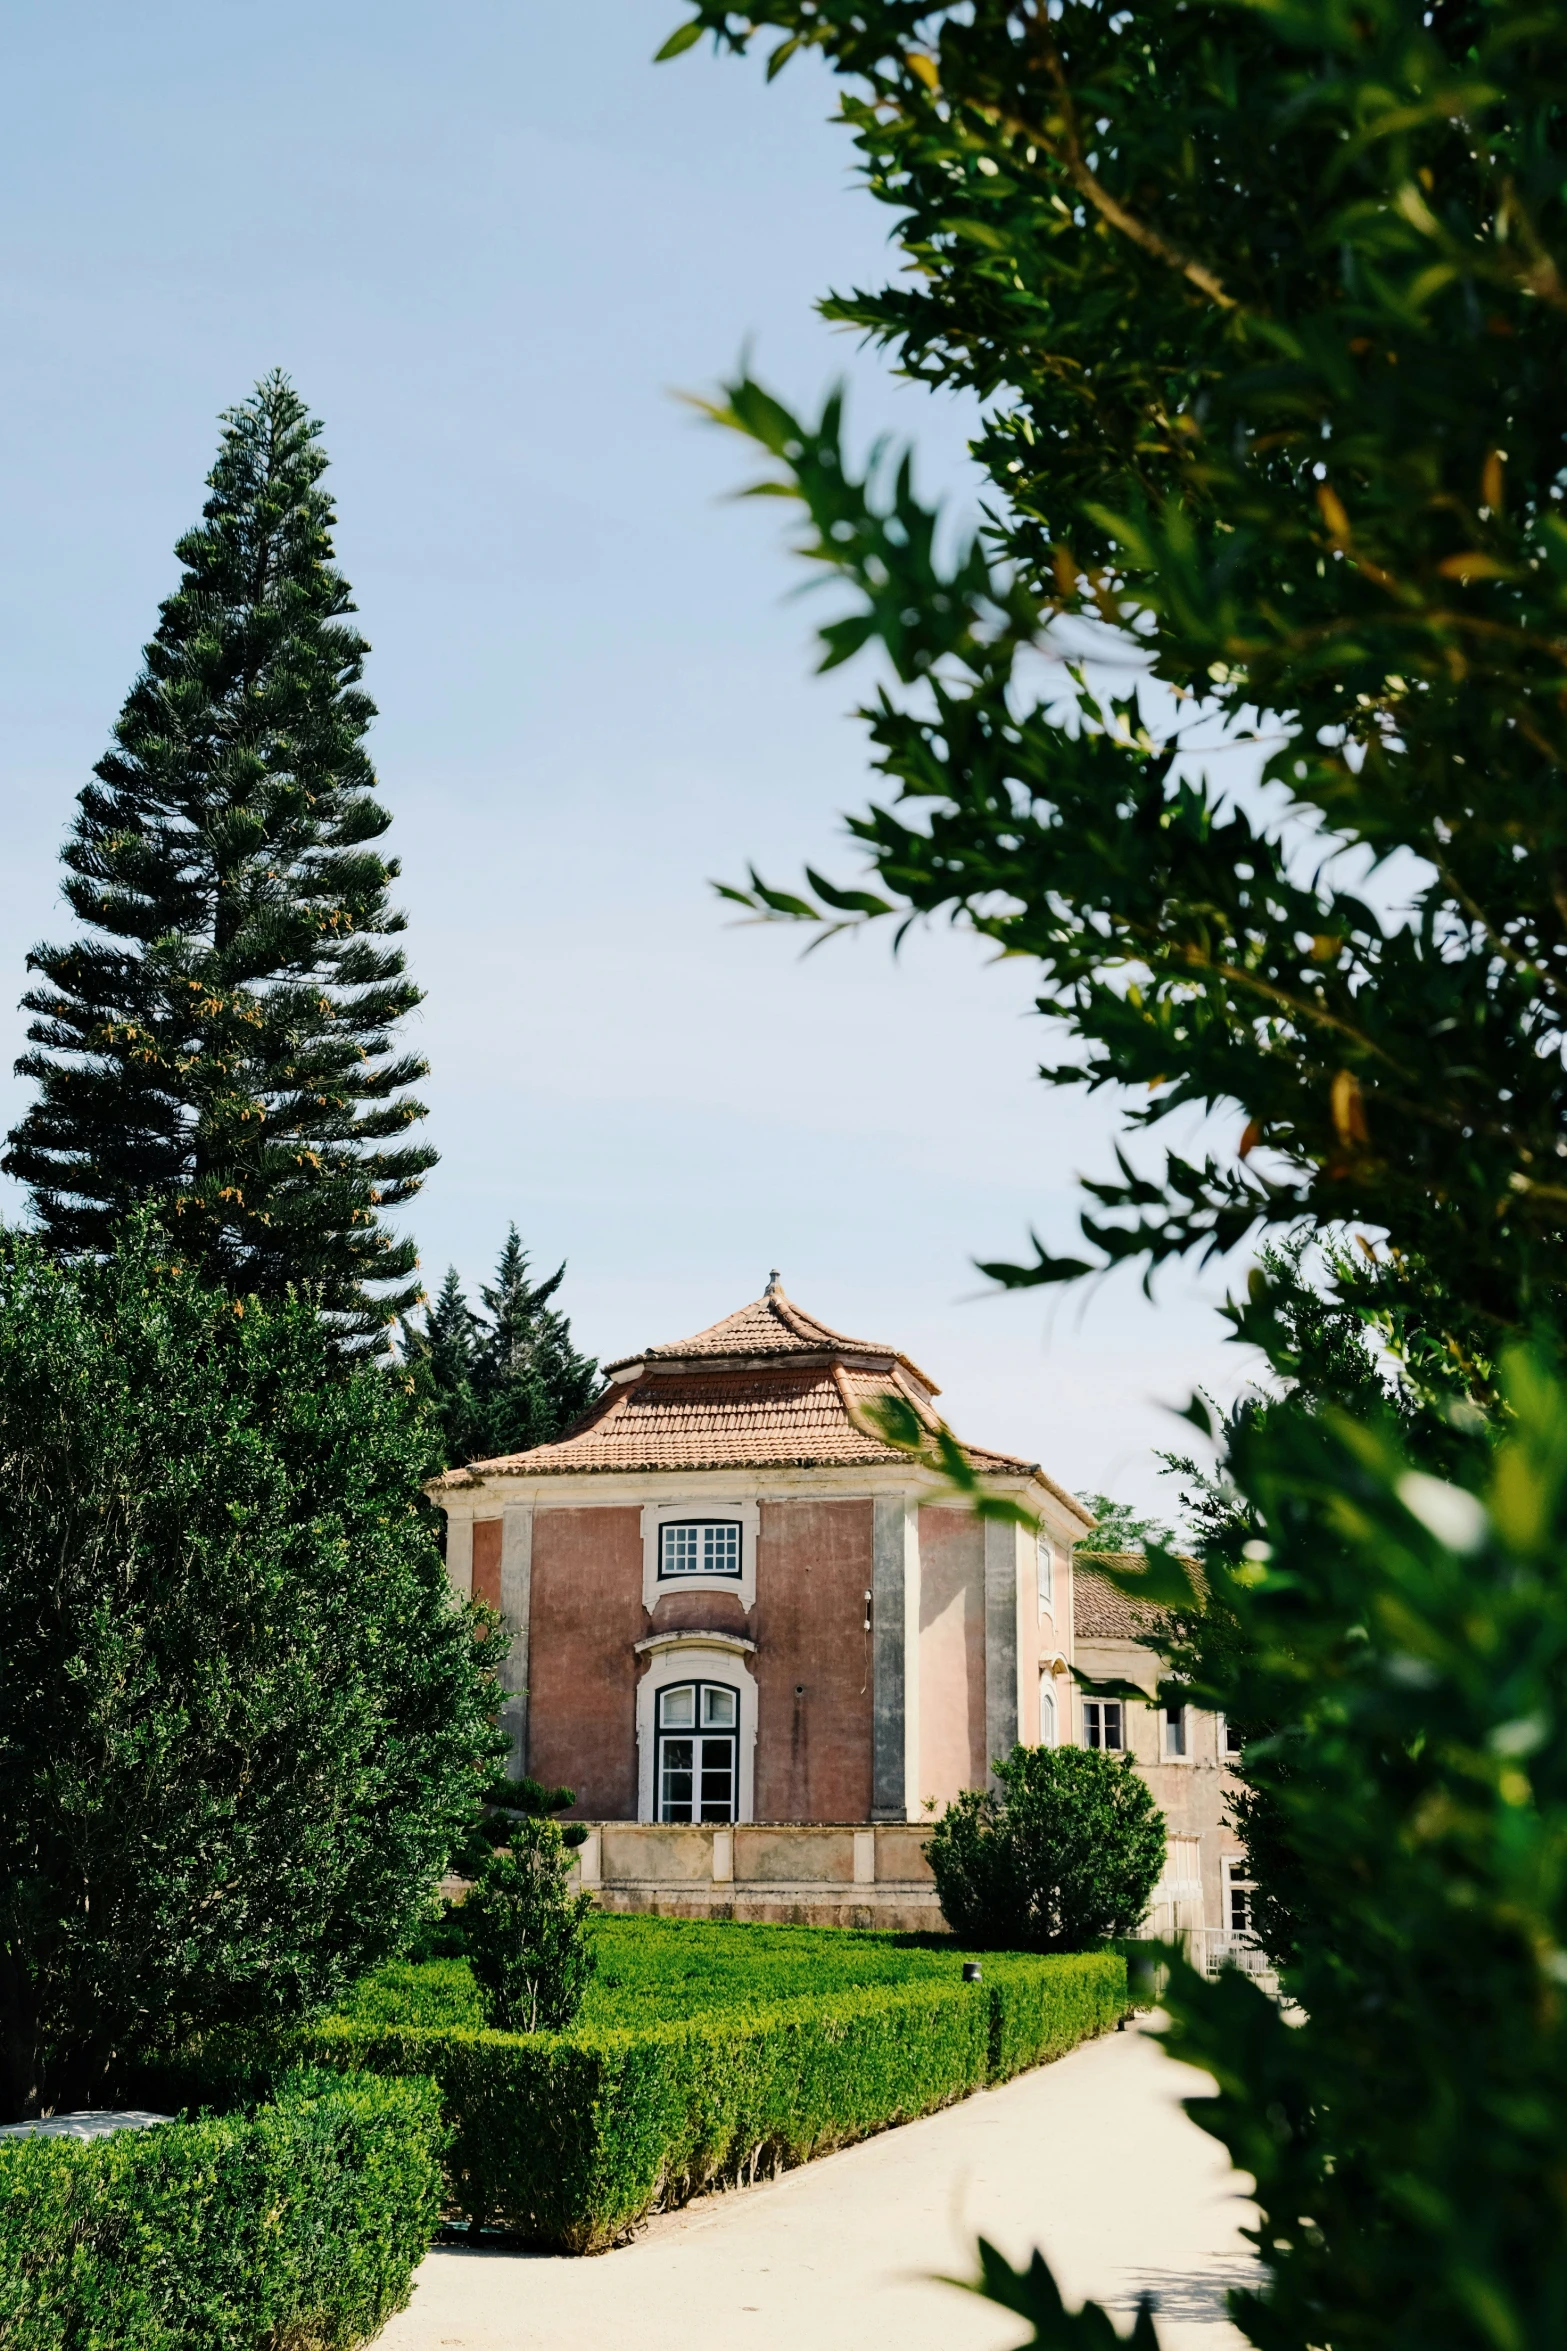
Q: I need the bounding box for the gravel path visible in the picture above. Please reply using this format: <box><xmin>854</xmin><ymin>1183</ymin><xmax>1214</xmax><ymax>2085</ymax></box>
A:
<box><xmin>376</xmin><ymin>2020</ymin><xmax>1257</xmax><ymax>2351</ymax></box>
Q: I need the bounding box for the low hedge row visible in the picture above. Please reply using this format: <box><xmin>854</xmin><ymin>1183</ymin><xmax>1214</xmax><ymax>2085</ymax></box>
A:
<box><xmin>276</xmin><ymin>1950</ymin><xmax>1125</xmax><ymax>2251</ymax></box>
<box><xmin>0</xmin><ymin>2071</ymin><xmax>445</xmax><ymax>2351</ymax></box>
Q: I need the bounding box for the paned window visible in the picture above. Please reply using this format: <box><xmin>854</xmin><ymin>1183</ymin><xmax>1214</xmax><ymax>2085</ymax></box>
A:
<box><xmin>658</xmin><ymin>1520</ymin><xmax>742</xmax><ymax>1580</ymax></box>
<box><xmin>1225</xmin><ymin>1861</ymin><xmax>1255</xmax><ymax>1936</ymax></box>
<box><xmin>1163</xmin><ymin>1702</ymin><xmax>1189</xmax><ymax>1759</ymax></box>
<box><xmin>656</xmin><ymin>1681</ymin><xmax>739</xmax><ymax>1823</ymax></box>
<box><xmin>1082</xmin><ymin>1699</ymin><xmax>1124</xmax><ymax>1751</ymax></box>
<box><xmin>1220</xmin><ymin>1715</ymin><xmax>1245</xmax><ymax>1759</ymax></box>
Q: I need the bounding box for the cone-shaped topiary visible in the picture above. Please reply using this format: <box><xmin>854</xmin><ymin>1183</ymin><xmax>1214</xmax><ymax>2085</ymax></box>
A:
<box><xmin>3</xmin><ymin>372</ymin><xmax>434</xmax><ymax>1349</ymax></box>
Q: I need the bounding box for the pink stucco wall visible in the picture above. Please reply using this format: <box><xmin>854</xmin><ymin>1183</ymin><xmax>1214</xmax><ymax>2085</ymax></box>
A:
<box><xmin>528</xmin><ymin>1505</ymin><xmax>644</xmax><ymax>1819</ymax></box>
<box><xmin>917</xmin><ymin>1505</ymin><xmax>986</xmax><ymax>1807</ymax></box>
<box><xmin>752</xmin><ymin>1498</ymin><xmax>874</xmax><ymax>1823</ymax></box>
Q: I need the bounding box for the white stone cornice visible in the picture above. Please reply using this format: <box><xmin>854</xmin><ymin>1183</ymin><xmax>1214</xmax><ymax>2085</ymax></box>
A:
<box><xmin>632</xmin><ymin>1629</ymin><xmax>758</xmax><ymax>1659</ymax></box>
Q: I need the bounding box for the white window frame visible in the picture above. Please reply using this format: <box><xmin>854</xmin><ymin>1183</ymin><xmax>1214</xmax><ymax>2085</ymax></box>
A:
<box><xmin>641</xmin><ymin>1499</ymin><xmax>758</xmax><ymax>1612</ymax></box>
<box><xmin>1223</xmin><ymin>1856</ymin><xmax>1256</xmax><ymax>1939</ymax></box>
<box><xmin>653</xmin><ymin>1677</ymin><xmax>742</xmax><ymax>1824</ymax></box>
<box><xmin>1081</xmin><ymin>1697</ymin><xmax>1125</xmax><ymax>1752</ymax></box>
<box><xmin>635</xmin><ymin>1633</ymin><xmax>758</xmax><ymax>1822</ymax></box>
<box><xmin>1161</xmin><ymin>1699</ymin><xmax>1194</xmax><ymax>1762</ymax></box>
<box><xmin>1217</xmin><ymin>1713</ymin><xmax>1245</xmax><ymax>1764</ymax></box>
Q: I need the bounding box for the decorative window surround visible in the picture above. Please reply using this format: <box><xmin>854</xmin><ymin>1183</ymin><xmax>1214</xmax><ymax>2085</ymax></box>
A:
<box><xmin>1038</xmin><ymin>1673</ymin><xmax>1058</xmax><ymax>1748</ymax></box>
<box><xmin>635</xmin><ymin>1635</ymin><xmax>758</xmax><ymax>1823</ymax></box>
<box><xmin>641</xmin><ymin>1499</ymin><xmax>758</xmax><ymax>1612</ymax></box>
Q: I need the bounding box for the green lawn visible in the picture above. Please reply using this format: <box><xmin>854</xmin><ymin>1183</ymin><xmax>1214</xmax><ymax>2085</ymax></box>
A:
<box><xmin>336</xmin><ymin>1914</ymin><xmax>1017</xmax><ymax>2033</ymax></box>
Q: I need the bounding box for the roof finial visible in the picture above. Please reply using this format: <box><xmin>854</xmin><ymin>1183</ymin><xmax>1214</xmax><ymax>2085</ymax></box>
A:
<box><xmin>766</xmin><ymin>1268</ymin><xmax>782</xmax><ymax>1295</ymax></box>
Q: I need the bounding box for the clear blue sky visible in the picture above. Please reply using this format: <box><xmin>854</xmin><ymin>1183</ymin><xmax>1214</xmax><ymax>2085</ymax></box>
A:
<box><xmin>0</xmin><ymin>0</ymin><xmax>1259</xmax><ymax>1515</ymax></box>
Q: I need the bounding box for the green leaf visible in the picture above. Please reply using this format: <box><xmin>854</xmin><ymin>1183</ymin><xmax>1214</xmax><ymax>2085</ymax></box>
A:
<box><xmin>653</xmin><ymin>20</ymin><xmax>704</xmax><ymax>61</ymax></box>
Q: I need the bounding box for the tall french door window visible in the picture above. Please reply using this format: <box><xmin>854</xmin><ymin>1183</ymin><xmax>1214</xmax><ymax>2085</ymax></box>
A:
<box><xmin>656</xmin><ymin>1681</ymin><xmax>739</xmax><ymax>1823</ymax></box>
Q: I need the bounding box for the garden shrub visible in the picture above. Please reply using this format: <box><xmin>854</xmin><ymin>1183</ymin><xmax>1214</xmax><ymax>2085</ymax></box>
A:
<box><xmin>0</xmin><ymin>1223</ymin><xmax>502</xmax><ymax>2120</ymax></box>
<box><xmin>464</xmin><ymin>1823</ymin><xmax>596</xmax><ymax>2032</ymax></box>
<box><xmin>0</xmin><ymin>2070</ymin><xmax>444</xmax><ymax>2350</ymax></box>
<box><xmin>271</xmin><ymin>1951</ymin><xmax>1123</xmax><ymax>2248</ymax></box>
<box><xmin>927</xmin><ymin>1747</ymin><xmax>1166</xmax><ymax>1951</ymax></box>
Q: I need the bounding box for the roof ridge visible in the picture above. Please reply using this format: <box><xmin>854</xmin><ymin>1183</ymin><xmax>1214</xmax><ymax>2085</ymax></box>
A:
<box><xmin>602</xmin><ymin>1282</ymin><xmax>940</xmax><ymax>1392</ymax></box>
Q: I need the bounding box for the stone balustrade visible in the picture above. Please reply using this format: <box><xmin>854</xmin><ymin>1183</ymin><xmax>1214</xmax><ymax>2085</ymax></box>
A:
<box><xmin>568</xmin><ymin>1819</ymin><xmax>944</xmax><ymax>1932</ymax></box>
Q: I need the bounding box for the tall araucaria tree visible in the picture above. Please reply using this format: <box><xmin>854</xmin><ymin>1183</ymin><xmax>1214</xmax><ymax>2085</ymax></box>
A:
<box><xmin>3</xmin><ymin>372</ymin><xmax>434</xmax><ymax>1350</ymax></box>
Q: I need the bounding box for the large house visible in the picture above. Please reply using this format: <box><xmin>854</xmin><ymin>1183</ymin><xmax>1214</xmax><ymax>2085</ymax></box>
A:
<box><xmin>432</xmin><ymin>1277</ymin><xmax>1252</xmax><ymax>1957</ymax></box>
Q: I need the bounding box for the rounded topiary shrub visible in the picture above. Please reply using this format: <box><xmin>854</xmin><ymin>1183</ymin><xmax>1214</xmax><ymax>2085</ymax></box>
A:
<box><xmin>927</xmin><ymin>1744</ymin><xmax>1165</xmax><ymax>1950</ymax></box>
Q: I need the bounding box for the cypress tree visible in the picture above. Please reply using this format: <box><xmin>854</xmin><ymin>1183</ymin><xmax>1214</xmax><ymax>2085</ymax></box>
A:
<box><xmin>473</xmin><ymin>1227</ymin><xmax>599</xmax><ymax>1456</ymax></box>
<box><xmin>413</xmin><ymin>1265</ymin><xmax>483</xmax><ymax>1467</ymax></box>
<box><xmin>3</xmin><ymin>372</ymin><xmax>434</xmax><ymax>1348</ymax></box>
<box><xmin>404</xmin><ymin>1228</ymin><xmax>599</xmax><ymax>1467</ymax></box>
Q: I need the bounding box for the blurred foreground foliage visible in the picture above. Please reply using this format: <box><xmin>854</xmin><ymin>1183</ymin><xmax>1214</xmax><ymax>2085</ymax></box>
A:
<box><xmin>660</xmin><ymin>0</ymin><xmax>1567</xmax><ymax>2344</ymax></box>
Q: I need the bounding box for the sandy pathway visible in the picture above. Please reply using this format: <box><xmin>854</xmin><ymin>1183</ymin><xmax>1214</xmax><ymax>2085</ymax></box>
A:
<box><xmin>377</xmin><ymin>2020</ymin><xmax>1256</xmax><ymax>2351</ymax></box>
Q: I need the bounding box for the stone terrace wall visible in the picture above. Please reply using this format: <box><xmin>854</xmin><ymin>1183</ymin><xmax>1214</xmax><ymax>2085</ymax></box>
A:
<box><xmin>570</xmin><ymin>1819</ymin><xmax>944</xmax><ymax>1933</ymax></box>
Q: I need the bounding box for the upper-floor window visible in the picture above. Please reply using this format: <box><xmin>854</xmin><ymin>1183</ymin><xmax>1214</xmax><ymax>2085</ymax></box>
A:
<box><xmin>1163</xmin><ymin>1702</ymin><xmax>1189</xmax><ymax>1760</ymax></box>
<box><xmin>1083</xmin><ymin>1698</ymin><xmax>1123</xmax><ymax>1751</ymax></box>
<box><xmin>1036</xmin><ymin>1530</ymin><xmax>1055</xmax><ymax>1612</ymax></box>
<box><xmin>659</xmin><ymin>1520</ymin><xmax>742</xmax><ymax>1580</ymax></box>
<box><xmin>1224</xmin><ymin>1859</ymin><xmax>1255</xmax><ymax>1937</ymax></box>
<box><xmin>1219</xmin><ymin>1715</ymin><xmax>1245</xmax><ymax>1760</ymax></box>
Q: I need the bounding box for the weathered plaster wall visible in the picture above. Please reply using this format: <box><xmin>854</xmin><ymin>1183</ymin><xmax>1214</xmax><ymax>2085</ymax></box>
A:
<box><xmin>916</xmin><ymin>1506</ymin><xmax>986</xmax><ymax>1808</ymax></box>
<box><xmin>528</xmin><ymin>1505</ymin><xmax>644</xmax><ymax>1818</ymax></box>
<box><xmin>1075</xmin><ymin>1634</ymin><xmax>1244</xmax><ymax>1936</ymax></box>
<box><xmin>648</xmin><ymin>1584</ymin><xmax>749</xmax><ymax>1637</ymax></box>
<box><xmin>752</xmin><ymin>1497</ymin><xmax>874</xmax><ymax>1823</ymax></box>
<box><xmin>471</xmin><ymin>1516</ymin><xmax>502</xmax><ymax>1612</ymax></box>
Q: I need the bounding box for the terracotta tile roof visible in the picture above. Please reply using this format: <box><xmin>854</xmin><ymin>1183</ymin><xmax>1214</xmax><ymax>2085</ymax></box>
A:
<box><xmin>445</xmin><ymin>1364</ymin><xmax>918</xmax><ymax>1477</ymax></box>
<box><xmin>1073</xmin><ymin>1551</ymin><xmax>1201</xmax><ymax>1641</ymax></box>
<box><xmin>431</xmin><ymin>1279</ymin><xmax>1090</xmax><ymax>1507</ymax></box>
<box><xmin>604</xmin><ymin>1278</ymin><xmax>939</xmax><ymax>1394</ymax></box>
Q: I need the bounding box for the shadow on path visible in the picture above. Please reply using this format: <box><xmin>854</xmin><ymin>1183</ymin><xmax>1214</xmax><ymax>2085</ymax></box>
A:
<box><xmin>1110</xmin><ymin>2259</ymin><xmax>1263</xmax><ymax>2327</ymax></box>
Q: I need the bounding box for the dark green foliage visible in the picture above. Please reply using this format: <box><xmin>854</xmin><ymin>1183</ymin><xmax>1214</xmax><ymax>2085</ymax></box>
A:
<box><xmin>0</xmin><ymin>2072</ymin><xmax>444</xmax><ymax>2350</ymax></box>
<box><xmin>403</xmin><ymin>1228</ymin><xmax>598</xmax><ymax>1468</ymax></box>
<box><xmin>0</xmin><ymin>1221</ymin><xmax>503</xmax><ymax>2122</ymax></box>
<box><xmin>962</xmin><ymin>2240</ymin><xmax>1159</xmax><ymax>2351</ymax></box>
<box><xmin>407</xmin><ymin>1267</ymin><xmax>481</xmax><ymax>1468</ymax></box>
<box><xmin>1155</xmin><ymin>1234</ymin><xmax>1491</xmax><ymax>1969</ymax></box>
<box><xmin>975</xmin><ymin>1358</ymin><xmax>1567</xmax><ymax>2351</ymax></box>
<box><xmin>277</xmin><ymin>1949</ymin><xmax>1124</xmax><ymax>2247</ymax></box>
<box><xmin>463</xmin><ymin>1825</ymin><xmax>597</xmax><ymax>2034</ymax></box>
<box><xmin>1073</xmin><ymin>1495</ymin><xmax>1173</xmax><ymax>1557</ymax></box>
<box><xmin>927</xmin><ymin>1747</ymin><xmax>1165</xmax><ymax>1951</ymax></box>
<box><xmin>446</xmin><ymin>1768</ymin><xmax>589</xmax><ymax>1886</ymax></box>
<box><xmin>651</xmin><ymin>7</ymin><xmax>1567</xmax><ymax>2348</ymax></box>
<box><xmin>3</xmin><ymin>372</ymin><xmax>433</xmax><ymax>1350</ymax></box>
<box><xmin>666</xmin><ymin>0</ymin><xmax>1567</xmax><ymax>1369</ymax></box>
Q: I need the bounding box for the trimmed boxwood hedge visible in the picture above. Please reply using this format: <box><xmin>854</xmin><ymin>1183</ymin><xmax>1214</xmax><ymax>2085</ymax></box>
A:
<box><xmin>278</xmin><ymin>1949</ymin><xmax>1124</xmax><ymax>2250</ymax></box>
<box><xmin>0</xmin><ymin>2072</ymin><xmax>445</xmax><ymax>2350</ymax></box>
